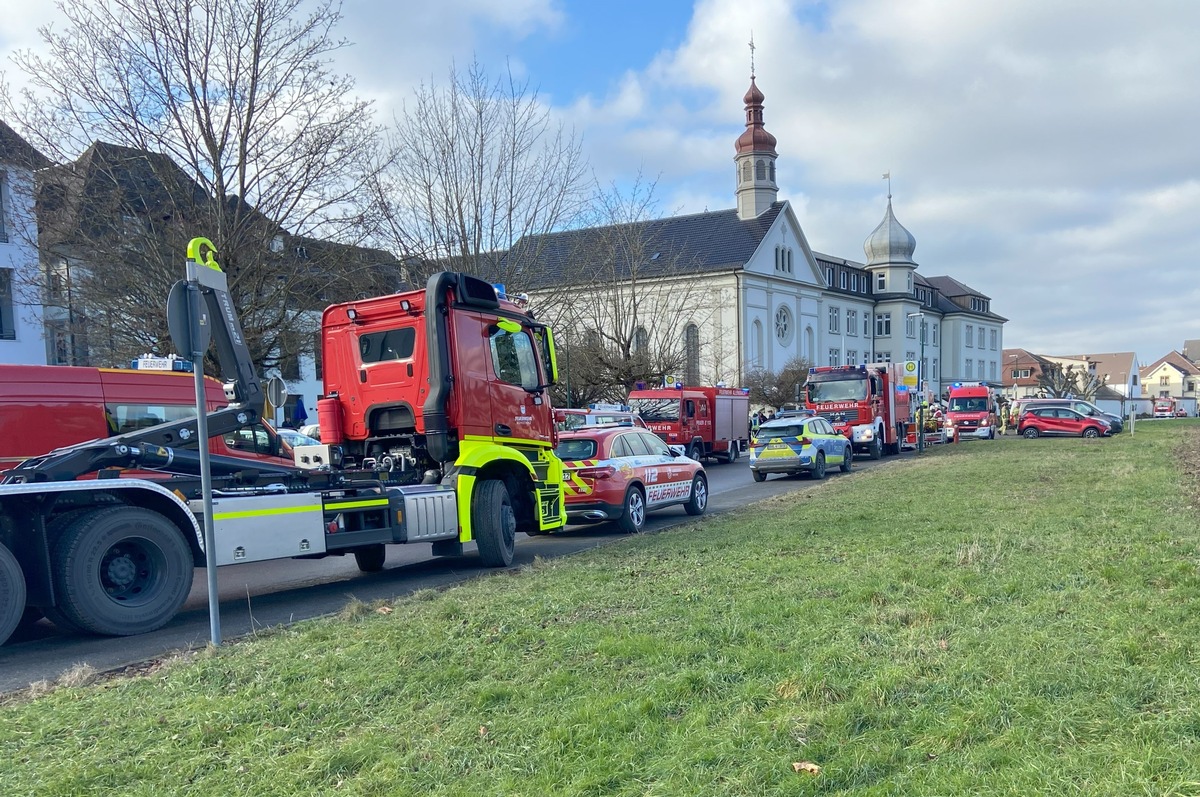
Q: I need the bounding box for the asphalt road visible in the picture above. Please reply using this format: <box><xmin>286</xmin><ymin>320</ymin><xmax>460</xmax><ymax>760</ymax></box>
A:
<box><xmin>0</xmin><ymin>452</ymin><xmax>898</xmax><ymax>693</ymax></box>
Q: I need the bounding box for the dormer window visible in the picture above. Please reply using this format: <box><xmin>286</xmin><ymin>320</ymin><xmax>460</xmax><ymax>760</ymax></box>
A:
<box><xmin>876</xmin><ymin>272</ymin><xmax>886</xmax><ymax>291</ymax></box>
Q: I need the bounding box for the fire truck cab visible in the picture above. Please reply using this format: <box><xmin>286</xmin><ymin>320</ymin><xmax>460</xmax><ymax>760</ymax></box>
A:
<box><xmin>805</xmin><ymin>363</ymin><xmax>911</xmax><ymax>459</ymax></box>
<box><xmin>944</xmin><ymin>382</ymin><xmax>999</xmax><ymax>441</ymax></box>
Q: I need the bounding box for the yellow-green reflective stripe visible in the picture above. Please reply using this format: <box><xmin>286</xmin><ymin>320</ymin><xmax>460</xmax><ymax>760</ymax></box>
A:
<box><xmin>324</xmin><ymin>499</ymin><xmax>389</xmax><ymax>510</ymax></box>
<box><xmin>462</xmin><ymin>433</ymin><xmax>550</xmax><ymax>448</ymax></box>
<box><xmin>213</xmin><ymin>504</ymin><xmax>321</xmax><ymax>521</ymax></box>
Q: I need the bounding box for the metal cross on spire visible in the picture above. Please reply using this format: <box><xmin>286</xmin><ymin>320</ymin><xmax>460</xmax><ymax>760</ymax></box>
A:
<box><xmin>883</xmin><ymin>170</ymin><xmax>892</xmax><ymax>199</ymax></box>
<box><xmin>749</xmin><ymin>32</ymin><xmax>756</xmax><ymax>78</ymax></box>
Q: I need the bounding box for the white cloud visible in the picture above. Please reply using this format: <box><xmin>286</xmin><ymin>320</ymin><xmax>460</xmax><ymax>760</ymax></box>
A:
<box><xmin>560</xmin><ymin>0</ymin><xmax>1200</xmax><ymax>361</ymax></box>
<box><xmin>4</xmin><ymin>0</ymin><xmax>1197</xmax><ymax>362</ymax></box>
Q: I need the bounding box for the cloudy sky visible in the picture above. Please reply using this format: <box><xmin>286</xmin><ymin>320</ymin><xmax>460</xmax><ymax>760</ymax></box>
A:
<box><xmin>3</xmin><ymin>0</ymin><xmax>1197</xmax><ymax>364</ymax></box>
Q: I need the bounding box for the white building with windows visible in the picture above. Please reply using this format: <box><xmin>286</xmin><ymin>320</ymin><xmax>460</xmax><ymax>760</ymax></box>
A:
<box><xmin>512</xmin><ymin>71</ymin><xmax>1005</xmax><ymax>399</ymax></box>
<box><xmin>0</xmin><ymin>121</ymin><xmax>49</xmax><ymax>364</ymax></box>
<box><xmin>508</xmin><ymin>73</ymin><xmax>1003</xmax><ymax>398</ymax></box>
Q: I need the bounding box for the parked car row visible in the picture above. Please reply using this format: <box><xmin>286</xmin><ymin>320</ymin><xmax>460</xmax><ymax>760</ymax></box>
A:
<box><xmin>1011</xmin><ymin>398</ymin><xmax>1122</xmax><ymax>439</ymax></box>
<box><xmin>1010</xmin><ymin>398</ymin><xmax>1123</xmax><ymax>433</ymax></box>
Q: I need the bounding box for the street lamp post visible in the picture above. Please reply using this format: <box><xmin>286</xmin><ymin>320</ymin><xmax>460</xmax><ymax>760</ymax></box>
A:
<box><xmin>907</xmin><ymin>312</ymin><xmax>926</xmax><ymax>452</ymax></box>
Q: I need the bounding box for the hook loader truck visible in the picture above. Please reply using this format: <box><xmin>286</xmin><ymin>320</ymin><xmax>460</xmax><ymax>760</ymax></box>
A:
<box><xmin>0</xmin><ymin>240</ymin><xmax>566</xmax><ymax>645</ymax></box>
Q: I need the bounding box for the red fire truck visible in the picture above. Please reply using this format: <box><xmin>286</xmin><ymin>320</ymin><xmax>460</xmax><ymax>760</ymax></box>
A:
<box><xmin>804</xmin><ymin>363</ymin><xmax>911</xmax><ymax>459</ymax></box>
<box><xmin>0</xmin><ymin>240</ymin><xmax>565</xmax><ymax>646</ymax></box>
<box><xmin>627</xmin><ymin>385</ymin><xmax>750</xmax><ymax>463</ymax></box>
<box><xmin>1153</xmin><ymin>398</ymin><xmax>1180</xmax><ymax>418</ymax></box>
<box><xmin>944</xmin><ymin>382</ymin><xmax>999</xmax><ymax>441</ymax></box>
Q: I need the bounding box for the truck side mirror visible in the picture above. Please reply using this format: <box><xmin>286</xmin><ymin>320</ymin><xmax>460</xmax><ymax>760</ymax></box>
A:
<box><xmin>542</xmin><ymin>328</ymin><xmax>560</xmax><ymax>385</ymax></box>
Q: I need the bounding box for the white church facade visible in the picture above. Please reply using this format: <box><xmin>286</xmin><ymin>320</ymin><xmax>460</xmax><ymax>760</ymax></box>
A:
<box><xmin>514</xmin><ymin>71</ymin><xmax>1006</xmax><ymax>400</ymax></box>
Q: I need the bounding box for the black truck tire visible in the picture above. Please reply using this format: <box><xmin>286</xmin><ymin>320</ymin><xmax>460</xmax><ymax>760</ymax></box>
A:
<box><xmin>51</xmin><ymin>507</ymin><xmax>194</xmax><ymax>637</ymax></box>
<box><xmin>472</xmin><ymin>479</ymin><xmax>517</xmax><ymax>567</ymax></box>
<box><xmin>868</xmin><ymin>435</ymin><xmax>883</xmax><ymax>460</ymax></box>
<box><xmin>0</xmin><ymin>542</ymin><xmax>26</xmax><ymax>646</ymax></box>
<box><xmin>353</xmin><ymin>544</ymin><xmax>386</xmax><ymax>572</ymax></box>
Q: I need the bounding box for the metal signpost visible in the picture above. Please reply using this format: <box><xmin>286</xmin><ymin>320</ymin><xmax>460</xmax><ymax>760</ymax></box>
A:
<box><xmin>166</xmin><ymin>241</ymin><xmax>221</xmax><ymax>645</ymax></box>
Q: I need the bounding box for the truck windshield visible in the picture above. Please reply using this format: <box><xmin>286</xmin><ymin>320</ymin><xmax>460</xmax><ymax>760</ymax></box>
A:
<box><xmin>807</xmin><ymin>378</ymin><xmax>867</xmax><ymax>403</ymax></box>
<box><xmin>630</xmin><ymin>398</ymin><xmax>680</xmax><ymax>422</ymax></box>
<box><xmin>949</xmin><ymin>397</ymin><xmax>988</xmax><ymax>412</ymax></box>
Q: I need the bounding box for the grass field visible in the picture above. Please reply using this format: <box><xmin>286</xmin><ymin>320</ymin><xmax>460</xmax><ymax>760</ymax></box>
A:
<box><xmin>3</xmin><ymin>423</ymin><xmax>1200</xmax><ymax>796</ymax></box>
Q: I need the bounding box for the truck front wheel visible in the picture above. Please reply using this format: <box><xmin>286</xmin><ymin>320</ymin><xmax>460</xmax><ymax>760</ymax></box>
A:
<box><xmin>1</xmin><ymin>542</ymin><xmax>27</xmax><ymax>646</ymax></box>
<box><xmin>51</xmin><ymin>507</ymin><xmax>194</xmax><ymax>637</ymax></box>
<box><xmin>868</xmin><ymin>436</ymin><xmax>882</xmax><ymax>460</ymax></box>
<box><xmin>472</xmin><ymin>480</ymin><xmax>517</xmax><ymax>567</ymax></box>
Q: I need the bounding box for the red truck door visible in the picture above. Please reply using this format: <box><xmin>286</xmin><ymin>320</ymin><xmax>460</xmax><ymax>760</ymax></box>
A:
<box><xmin>478</xmin><ymin>315</ymin><xmax>554</xmax><ymax>445</ymax></box>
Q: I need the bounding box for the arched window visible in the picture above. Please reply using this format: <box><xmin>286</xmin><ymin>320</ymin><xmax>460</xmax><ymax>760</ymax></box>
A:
<box><xmin>755</xmin><ymin>160</ymin><xmax>766</xmax><ymax>180</ymax></box>
<box><xmin>751</xmin><ymin>319</ymin><xmax>763</xmax><ymax>367</ymax></box>
<box><xmin>775</xmin><ymin>245</ymin><xmax>781</xmax><ymax>271</ymax></box>
<box><xmin>787</xmin><ymin>249</ymin><xmax>793</xmax><ymax>273</ymax></box>
<box><xmin>741</xmin><ymin>161</ymin><xmax>752</xmax><ymax>183</ymax></box>
<box><xmin>684</xmin><ymin>324</ymin><xmax>700</xmax><ymax>384</ymax></box>
<box><xmin>634</xmin><ymin>327</ymin><xmax>648</xmax><ymax>353</ymax></box>
<box><xmin>769</xmin><ymin>161</ymin><xmax>776</xmax><ymax>182</ymax></box>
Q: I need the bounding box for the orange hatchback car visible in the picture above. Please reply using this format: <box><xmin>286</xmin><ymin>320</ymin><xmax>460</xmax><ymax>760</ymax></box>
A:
<box><xmin>555</xmin><ymin>425</ymin><xmax>708</xmax><ymax>533</ymax></box>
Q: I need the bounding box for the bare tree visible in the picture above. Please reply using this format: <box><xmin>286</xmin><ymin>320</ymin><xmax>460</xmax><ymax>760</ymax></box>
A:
<box><xmin>530</xmin><ymin>176</ymin><xmax>719</xmax><ymax>402</ymax></box>
<box><xmin>744</xmin><ymin>356</ymin><xmax>812</xmax><ymax>409</ymax></box>
<box><xmin>1036</xmin><ymin>363</ymin><xmax>1075</xmax><ymax>397</ymax></box>
<box><xmin>369</xmin><ymin>58</ymin><xmax>591</xmax><ymax>286</ymax></box>
<box><xmin>1036</xmin><ymin>363</ymin><xmax>1106</xmax><ymax>400</ymax></box>
<box><xmin>1073</xmin><ymin>368</ymin><xmax>1108</xmax><ymax>401</ymax></box>
<box><xmin>2</xmin><ymin>0</ymin><xmax>389</xmax><ymax>372</ymax></box>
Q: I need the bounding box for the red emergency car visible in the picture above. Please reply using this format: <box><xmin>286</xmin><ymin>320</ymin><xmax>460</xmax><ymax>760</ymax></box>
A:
<box><xmin>555</xmin><ymin>425</ymin><xmax>708</xmax><ymax>533</ymax></box>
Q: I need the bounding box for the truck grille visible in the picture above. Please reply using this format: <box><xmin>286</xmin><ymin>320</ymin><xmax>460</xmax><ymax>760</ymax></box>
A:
<box><xmin>820</xmin><ymin>409</ymin><xmax>861</xmax><ymax>424</ymax></box>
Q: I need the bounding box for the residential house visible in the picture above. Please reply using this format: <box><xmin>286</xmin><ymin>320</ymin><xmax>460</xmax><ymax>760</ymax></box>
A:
<box><xmin>1140</xmin><ymin>351</ymin><xmax>1200</xmax><ymax>404</ymax></box>
<box><xmin>35</xmin><ymin>139</ymin><xmax>401</xmax><ymax>424</ymax></box>
<box><xmin>0</xmin><ymin>120</ymin><xmax>50</xmax><ymax>364</ymax></box>
<box><xmin>1001</xmin><ymin>347</ymin><xmax>1052</xmax><ymax>399</ymax></box>
<box><xmin>1050</xmin><ymin>352</ymin><xmax>1141</xmax><ymax>398</ymax></box>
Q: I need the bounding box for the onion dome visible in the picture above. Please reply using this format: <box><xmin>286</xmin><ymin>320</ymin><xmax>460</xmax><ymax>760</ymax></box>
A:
<box><xmin>863</xmin><ymin>199</ymin><xmax>916</xmax><ymax>266</ymax></box>
<box><xmin>735</xmin><ymin>78</ymin><xmax>777</xmax><ymax>155</ymax></box>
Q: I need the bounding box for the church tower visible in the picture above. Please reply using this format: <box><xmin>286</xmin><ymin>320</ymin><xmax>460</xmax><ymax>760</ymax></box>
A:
<box><xmin>863</xmin><ymin>187</ymin><xmax>918</xmax><ymax>296</ymax></box>
<box><xmin>734</xmin><ymin>70</ymin><xmax>779</xmax><ymax>220</ymax></box>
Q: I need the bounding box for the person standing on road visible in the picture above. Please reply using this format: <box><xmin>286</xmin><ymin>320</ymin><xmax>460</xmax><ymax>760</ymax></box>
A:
<box><xmin>999</xmin><ymin>401</ymin><xmax>1010</xmax><ymax>435</ymax></box>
